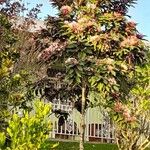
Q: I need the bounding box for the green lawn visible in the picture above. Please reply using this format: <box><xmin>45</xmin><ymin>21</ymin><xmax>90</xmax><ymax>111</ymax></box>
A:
<box><xmin>49</xmin><ymin>141</ymin><xmax>150</xmax><ymax>150</ymax></box>
<box><xmin>50</xmin><ymin>141</ymin><xmax>118</xmax><ymax>150</ymax></box>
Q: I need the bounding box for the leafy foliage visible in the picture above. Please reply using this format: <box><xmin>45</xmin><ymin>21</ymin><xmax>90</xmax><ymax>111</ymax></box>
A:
<box><xmin>111</xmin><ymin>52</ymin><xmax>150</xmax><ymax>150</ymax></box>
<box><xmin>38</xmin><ymin>0</ymin><xmax>149</xmax><ymax>150</ymax></box>
<box><xmin>0</xmin><ymin>100</ymin><xmax>58</xmax><ymax>150</ymax></box>
<box><xmin>38</xmin><ymin>0</ymin><xmax>148</xmax><ymax>110</ymax></box>
<box><xmin>0</xmin><ymin>13</ymin><xmax>20</xmax><ymax>131</ymax></box>
<box><xmin>0</xmin><ymin>0</ymin><xmax>44</xmax><ymax>132</ymax></box>
<box><xmin>49</xmin><ymin>0</ymin><xmax>74</xmax><ymax>8</ymax></box>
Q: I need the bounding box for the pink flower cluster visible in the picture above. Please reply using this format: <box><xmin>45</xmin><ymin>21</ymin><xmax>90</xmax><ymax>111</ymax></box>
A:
<box><xmin>65</xmin><ymin>15</ymin><xmax>98</xmax><ymax>34</ymax></box>
<box><xmin>120</xmin><ymin>35</ymin><xmax>139</xmax><ymax>47</ymax></box>
<box><xmin>78</xmin><ymin>17</ymin><xmax>95</xmax><ymax>28</ymax></box>
<box><xmin>114</xmin><ymin>102</ymin><xmax>136</xmax><ymax>123</ymax></box>
<box><xmin>60</xmin><ymin>5</ymin><xmax>72</xmax><ymax>16</ymax></box>
<box><xmin>67</xmin><ymin>21</ymin><xmax>84</xmax><ymax>34</ymax></box>
<box><xmin>38</xmin><ymin>41</ymin><xmax>67</xmax><ymax>61</ymax></box>
<box><xmin>123</xmin><ymin>110</ymin><xmax>136</xmax><ymax>122</ymax></box>
<box><xmin>114</xmin><ymin>102</ymin><xmax>123</xmax><ymax>112</ymax></box>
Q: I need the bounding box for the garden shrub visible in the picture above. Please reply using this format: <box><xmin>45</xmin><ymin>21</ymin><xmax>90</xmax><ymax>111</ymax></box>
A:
<box><xmin>0</xmin><ymin>100</ymin><xmax>58</xmax><ymax>150</ymax></box>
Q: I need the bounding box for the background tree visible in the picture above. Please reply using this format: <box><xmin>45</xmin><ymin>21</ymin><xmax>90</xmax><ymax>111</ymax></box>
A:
<box><xmin>111</xmin><ymin>49</ymin><xmax>150</xmax><ymax>150</ymax></box>
<box><xmin>0</xmin><ymin>13</ymin><xmax>20</xmax><ymax>131</ymax></box>
<box><xmin>37</xmin><ymin>0</ymin><xmax>149</xmax><ymax>150</ymax></box>
<box><xmin>0</xmin><ymin>0</ymin><xmax>44</xmax><ymax>133</ymax></box>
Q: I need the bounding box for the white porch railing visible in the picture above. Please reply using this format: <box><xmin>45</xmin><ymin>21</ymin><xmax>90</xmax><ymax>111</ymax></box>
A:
<box><xmin>49</xmin><ymin>102</ymin><xmax>115</xmax><ymax>143</ymax></box>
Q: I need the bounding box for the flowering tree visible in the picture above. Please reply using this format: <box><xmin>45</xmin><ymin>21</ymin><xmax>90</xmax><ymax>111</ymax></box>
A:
<box><xmin>38</xmin><ymin>0</ymin><xmax>149</xmax><ymax>149</ymax></box>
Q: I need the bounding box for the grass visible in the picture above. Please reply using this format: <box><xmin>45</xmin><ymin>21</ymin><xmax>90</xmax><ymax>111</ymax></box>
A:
<box><xmin>84</xmin><ymin>143</ymin><xmax>118</xmax><ymax>150</ymax></box>
<box><xmin>49</xmin><ymin>140</ymin><xmax>150</xmax><ymax>150</ymax></box>
<box><xmin>50</xmin><ymin>141</ymin><xmax>118</xmax><ymax>150</ymax></box>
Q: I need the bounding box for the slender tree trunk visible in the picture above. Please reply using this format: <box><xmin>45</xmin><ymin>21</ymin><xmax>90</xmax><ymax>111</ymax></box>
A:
<box><xmin>79</xmin><ymin>84</ymin><xmax>86</xmax><ymax>150</ymax></box>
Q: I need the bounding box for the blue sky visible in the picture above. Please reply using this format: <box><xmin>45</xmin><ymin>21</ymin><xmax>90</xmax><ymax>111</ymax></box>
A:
<box><xmin>128</xmin><ymin>0</ymin><xmax>150</xmax><ymax>40</ymax></box>
<box><xmin>25</xmin><ymin>0</ymin><xmax>150</xmax><ymax>40</ymax></box>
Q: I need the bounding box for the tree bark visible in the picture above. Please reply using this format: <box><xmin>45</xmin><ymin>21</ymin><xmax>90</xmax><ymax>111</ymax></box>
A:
<box><xmin>79</xmin><ymin>84</ymin><xmax>86</xmax><ymax>150</ymax></box>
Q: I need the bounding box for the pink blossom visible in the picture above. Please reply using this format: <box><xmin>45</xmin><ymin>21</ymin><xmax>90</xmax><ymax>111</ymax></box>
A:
<box><xmin>78</xmin><ymin>16</ymin><xmax>95</xmax><ymax>27</ymax></box>
<box><xmin>129</xmin><ymin>116</ymin><xmax>136</xmax><ymax>122</ymax></box>
<box><xmin>87</xmin><ymin>20</ymin><xmax>95</xmax><ymax>27</ymax></box>
<box><xmin>68</xmin><ymin>21</ymin><xmax>83</xmax><ymax>33</ymax></box>
<box><xmin>78</xmin><ymin>18</ymin><xmax>88</xmax><ymax>24</ymax></box>
<box><xmin>38</xmin><ymin>41</ymin><xmax>67</xmax><ymax>61</ymax></box>
<box><xmin>123</xmin><ymin>110</ymin><xmax>131</xmax><ymax>119</ymax></box>
<box><xmin>114</xmin><ymin>102</ymin><xmax>123</xmax><ymax>112</ymax></box>
<box><xmin>124</xmin><ymin>114</ymin><xmax>136</xmax><ymax>122</ymax></box>
<box><xmin>120</xmin><ymin>40</ymin><xmax>127</xmax><ymax>47</ymax></box>
<box><xmin>129</xmin><ymin>35</ymin><xmax>139</xmax><ymax>45</ymax></box>
<box><xmin>121</xmin><ymin>35</ymin><xmax>139</xmax><ymax>47</ymax></box>
<box><xmin>60</xmin><ymin>5</ymin><xmax>72</xmax><ymax>16</ymax></box>
<box><xmin>122</xmin><ymin>108</ymin><xmax>133</xmax><ymax>122</ymax></box>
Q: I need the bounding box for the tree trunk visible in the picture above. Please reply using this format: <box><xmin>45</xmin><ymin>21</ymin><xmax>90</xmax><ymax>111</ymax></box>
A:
<box><xmin>79</xmin><ymin>84</ymin><xmax>86</xmax><ymax>150</ymax></box>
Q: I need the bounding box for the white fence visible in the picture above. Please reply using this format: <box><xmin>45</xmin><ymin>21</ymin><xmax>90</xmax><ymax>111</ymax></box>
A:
<box><xmin>49</xmin><ymin>102</ymin><xmax>115</xmax><ymax>143</ymax></box>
